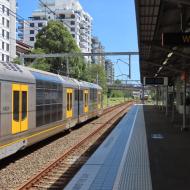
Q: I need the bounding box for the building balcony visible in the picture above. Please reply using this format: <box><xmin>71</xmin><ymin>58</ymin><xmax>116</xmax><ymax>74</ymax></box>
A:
<box><xmin>80</xmin><ymin>28</ymin><xmax>86</xmax><ymax>34</ymax></box>
<box><xmin>79</xmin><ymin>42</ymin><xmax>87</xmax><ymax>49</ymax></box>
<box><xmin>80</xmin><ymin>35</ymin><xmax>87</xmax><ymax>42</ymax></box>
<box><xmin>18</xmin><ymin>25</ymin><xmax>24</xmax><ymax>30</ymax></box>
<box><xmin>18</xmin><ymin>33</ymin><xmax>23</xmax><ymax>38</ymax></box>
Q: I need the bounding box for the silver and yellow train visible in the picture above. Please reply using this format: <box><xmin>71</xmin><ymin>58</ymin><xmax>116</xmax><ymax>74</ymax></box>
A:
<box><xmin>0</xmin><ymin>62</ymin><xmax>103</xmax><ymax>160</ymax></box>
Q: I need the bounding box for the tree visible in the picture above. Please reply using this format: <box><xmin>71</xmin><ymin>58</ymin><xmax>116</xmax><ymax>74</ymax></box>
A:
<box><xmin>114</xmin><ymin>79</ymin><xmax>122</xmax><ymax>84</ymax></box>
<box><xmin>84</xmin><ymin>64</ymin><xmax>107</xmax><ymax>92</ymax></box>
<box><xmin>13</xmin><ymin>57</ymin><xmax>21</xmax><ymax>65</ymax></box>
<box><xmin>29</xmin><ymin>48</ymin><xmax>50</xmax><ymax>71</ymax></box>
<box><xmin>111</xmin><ymin>90</ymin><xmax>124</xmax><ymax>98</ymax></box>
<box><xmin>34</xmin><ymin>20</ymin><xmax>86</xmax><ymax>78</ymax></box>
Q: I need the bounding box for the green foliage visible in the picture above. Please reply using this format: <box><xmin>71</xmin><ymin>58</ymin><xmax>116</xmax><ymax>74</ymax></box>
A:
<box><xmin>34</xmin><ymin>20</ymin><xmax>85</xmax><ymax>77</ymax></box>
<box><xmin>111</xmin><ymin>90</ymin><xmax>124</xmax><ymax>98</ymax></box>
<box><xmin>13</xmin><ymin>57</ymin><xmax>21</xmax><ymax>65</ymax></box>
<box><xmin>124</xmin><ymin>89</ymin><xmax>133</xmax><ymax>98</ymax></box>
<box><xmin>84</xmin><ymin>64</ymin><xmax>107</xmax><ymax>91</ymax></box>
<box><xmin>114</xmin><ymin>79</ymin><xmax>122</xmax><ymax>84</ymax></box>
<box><xmin>29</xmin><ymin>48</ymin><xmax>50</xmax><ymax>71</ymax></box>
<box><xmin>33</xmin><ymin>20</ymin><xmax>106</xmax><ymax>92</ymax></box>
<box><xmin>35</xmin><ymin>20</ymin><xmax>80</xmax><ymax>53</ymax></box>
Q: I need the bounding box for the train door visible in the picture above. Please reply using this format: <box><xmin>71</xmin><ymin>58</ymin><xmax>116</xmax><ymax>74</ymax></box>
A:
<box><xmin>66</xmin><ymin>89</ymin><xmax>73</xmax><ymax>118</ymax></box>
<box><xmin>98</xmin><ymin>91</ymin><xmax>101</xmax><ymax>109</ymax></box>
<box><xmin>12</xmin><ymin>84</ymin><xmax>28</xmax><ymax>134</ymax></box>
<box><xmin>84</xmin><ymin>90</ymin><xmax>89</xmax><ymax>113</ymax></box>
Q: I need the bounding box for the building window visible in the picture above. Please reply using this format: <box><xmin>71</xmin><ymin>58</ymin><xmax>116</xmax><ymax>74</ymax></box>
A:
<box><xmin>2</xmin><ymin>29</ymin><xmax>5</xmax><ymax>38</ymax></box>
<box><xmin>30</xmin><ymin>23</ymin><xmax>34</xmax><ymax>27</ymax></box>
<box><xmin>2</xmin><ymin>17</ymin><xmax>5</xmax><ymax>26</ymax></box>
<box><xmin>38</xmin><ymin>23</ymin><xmax>43</xmax><ymax>27</ymax></box>
<box><xmin>2</xmin><ymin>42</ymin><xmax>4</xmax><ymax>50</ymax></box>
<box><xmin>71</xmin><ymin>14</ymin><xmax>75</xmax><ymax>18</ymax></box>
<box><xmin>2</xmin><ymin>54</ymin><xmax>4</xmax><ymax>61</ymax></box>
<box><xmin>72</xmin><ymin>34</ymin><xmax>75</xmax><ymax>38</ymax></box>
<box><xmin>2</xmin><ymin>5</ymin><xmax>5</xmax><ymax>13</ymax></box>
<box><xmin>7</xmin><ymin>8</ymin><xmax>9</xmax><ymax>16</ymax></box>
<box><xmin>6</xmin><ymin>43</ymin><xmax>9</xmax><ymax>51</ymax></box>
<box><xmin>71</xmin><ymin>27</ymin><xmax>75</xmax><ymax>32</ymax></box>
<box><xmin>6</xmin><ymin>31</ymin><xmax>9</xmax><ymax>39</ymax></box>
<box><xmin>30</xmin><ymin>37</ymin><xmax>34</xmax><ymax>41</ymax></box>
<box><xmin>59</xmin><ymin>14</ymin><xmax>65</xmax><ymax>19</ymax></box>
<box><xmin>6</xmin><ymin>55</ymin><xmax>9</xmax><ymax>62</ymax></box>
<box><xmin>6</xmin><ymin>20</ymin><xmax>9</xmax><ymax>28</ymax></box>
<box><xmin>30</xmin><ymin>30</ymin><xmax>34</xmax><ymax>34</ymax></box>
<box><xmin>71</xmin><ymin>21</ymin><xmax>75</xmax><ymax>25</ymax></box>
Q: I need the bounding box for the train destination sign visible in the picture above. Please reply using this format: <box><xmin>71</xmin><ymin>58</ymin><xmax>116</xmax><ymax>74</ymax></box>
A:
<box><xmin>162</xmin><ymin>33</ymin><xmax>190</xmax><ymax>46</ymax></box>
<box><xmin>144</xmin><ymin>77</ymin><xmax>168</xmax><ymax>86</ymax></box>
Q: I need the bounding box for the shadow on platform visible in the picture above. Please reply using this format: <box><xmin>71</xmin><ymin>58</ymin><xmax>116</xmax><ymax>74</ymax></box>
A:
<box><xmin>144</xmin><ymin>105</ymin><xmax>190</xmax><ymax>190</ymax></box>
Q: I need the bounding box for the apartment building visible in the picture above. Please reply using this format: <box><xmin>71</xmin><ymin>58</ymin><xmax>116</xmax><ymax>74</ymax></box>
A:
<box><xmin>18</xmin><ymin>0</ymin><xmax>92</xmax><ymax>56</ymax></box>
<box><xmin>0</xmin><ymin>0</ymin><xmax>16</xmax><ymax>62</ymax></box>
<box><xmin>91</xmin><ymin>36</ymin><xmax>105</xmax><ymax>65</ymax></box>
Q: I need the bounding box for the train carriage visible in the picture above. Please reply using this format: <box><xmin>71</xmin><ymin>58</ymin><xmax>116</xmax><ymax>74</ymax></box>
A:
<box><xmin>0</xmin><ymin>62</ymin><xmax>103</xmax><ymax>160</ymax></box>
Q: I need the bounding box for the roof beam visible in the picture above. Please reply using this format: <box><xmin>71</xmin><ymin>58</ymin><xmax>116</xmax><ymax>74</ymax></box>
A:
<box><xmin>21</xmin><ymin>52</ymin><xmax>139</xmax><ymax>59</ymax></box>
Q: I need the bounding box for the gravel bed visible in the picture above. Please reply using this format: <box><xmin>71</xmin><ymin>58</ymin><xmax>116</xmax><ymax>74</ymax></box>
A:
<box><xmin>0</xmin><ymin>104</ymin><xmax>129</xmax><ymax>190</ymax></box>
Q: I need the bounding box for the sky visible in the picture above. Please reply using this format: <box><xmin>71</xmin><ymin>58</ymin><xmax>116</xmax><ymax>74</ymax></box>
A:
<box><xmin>17</xmin><ymin>0</ymin><xmax>140</xmax><ymax>81</ymax></box>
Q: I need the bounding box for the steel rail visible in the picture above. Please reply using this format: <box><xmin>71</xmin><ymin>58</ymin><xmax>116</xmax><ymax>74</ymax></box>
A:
<box><xmin>102</xmin><ymin>100</ymin><xmax>133</xmax><ymax>115</ymax></box>
<box><xmin>17</xmin><ymin>102</ymin><xmax>133</xmax><ymax>190</ymax></box>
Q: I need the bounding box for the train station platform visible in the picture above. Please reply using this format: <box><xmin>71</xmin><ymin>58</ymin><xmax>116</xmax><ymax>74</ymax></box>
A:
<box><xmin>65</xmin><ymin>104</ymin><xmax>190</xmax><ymax>190</ymax></box>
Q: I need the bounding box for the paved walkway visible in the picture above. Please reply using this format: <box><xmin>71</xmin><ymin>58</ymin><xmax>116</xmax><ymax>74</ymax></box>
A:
<box><xmin>144</xmin><ymin>105</ymin><xmax>190</xmax><ymax>190</ymax></box>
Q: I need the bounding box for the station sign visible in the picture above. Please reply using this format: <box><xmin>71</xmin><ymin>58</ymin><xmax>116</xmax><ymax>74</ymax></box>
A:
<box><xmin>162</xmin><ymin>32</ymin><xmax>190</xmax><ymax>46</ymax></box>
<box><xmin>143</xmin><ymin>77</ymin><xmax>168</xmax><ymax>86</ymax></box>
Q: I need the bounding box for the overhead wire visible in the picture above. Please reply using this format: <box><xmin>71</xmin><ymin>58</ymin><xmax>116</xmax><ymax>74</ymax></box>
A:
<box><xmin>0</xmin><ymin>1</ymin><xmax>76</xmax><ymax>75</ymax></box>
<box><xmin>115</xmin><ymin>59</ymin><xmax>124</xmax><ymax>80</ymax></box>
<box><xmin>0</xmin><ymin>5</ymin><xmax>41</xmax><ymax>32</ymax></box>
<box><xmin>0</xmin><ymin>0</ymin><xmax>70</xmax><ymax>43</ymax></box>
<box><xmin>37</xmin><ymin>0</ymin><xmax>71</xmax><ymax>28</ymax></box>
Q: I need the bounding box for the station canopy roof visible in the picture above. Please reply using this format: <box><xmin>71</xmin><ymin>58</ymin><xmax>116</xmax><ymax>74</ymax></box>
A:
<box><xmin>135</xmin><ymin>0</ymin><xmax>190</xmax><ymax>83</ymax></box>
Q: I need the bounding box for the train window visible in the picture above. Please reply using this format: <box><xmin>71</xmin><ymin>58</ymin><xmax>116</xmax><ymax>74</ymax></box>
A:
<box><xmin>84</xmin><ymin>94</ymin><xmax>87</xmax><ymax>107</ymax></box>
<box><xmin>13</xmin><ymin>91</ymin><xmax>19</xmax><ymax>121</ymax></box>
<box><xmin>51</xmin><ymin>104</ymin><xmax>57</xmax><ymax>122</ymax></box>
<box><xmin>70</xmin><ymin>93</ymin><xmax>72</xmax><ymax>110</ymax></box>
<box><xmin>57</xmin><ymin>104</ymin><xmax>63</xmax><ymax>120</ymax></box>
<box><xmin>35</xmin><ymin>78</ymin><xmax>63</xmax><ymax>127</ymax></box>
<box><xmin>36</xmin><ymin>106</ymin><xmax>44</xmax><ymax>127</ymax></box>
<box><xmin>67</xmin><ymin>93</ymin><xmax>70</xmax><ymax>111</ymax></box>
<box><xmin>58</xmin><ymin>90</ymin><xmax>63</xmax><ymax>103</ymax></box>
<box><xmin>36</xmin><ymin>89</ymin><xmax>44</xmax><ymax>105</ymax></box>
<box><xmin>75</xmin><ymin>90</ymin><xmax>78</xmax><ymax>101</ymax></box>
<box><xmin>98</xmin><ymin>94</ymin><xmax>101</xmax><ymax>104</ymax></box>
<box><xmin>22</xmin><ymin>91</ymin><xmax>27</xmax><ymax>120</ymax></box>
<box><xmin>85</xmin><ymin>93</ymin><xmax>88</xmax><ymax>107</ymax></box>
<box><xmin>44</xmin><ymin>105</ymin><xmax>51</xmax><ymax>124</ymax></box>
<box><xmin>95</xmin><ymin>89</ymin><xmax>97</xmax><ymax>101</ymax></box>
<box><xmin>79</xmin><ymin>90</ymin><xmax>83</xmax><ymax>101</ymax></box>
<box><xmin>86</xmin><ymin>94</ymin><xmax>87</xmax><ymax>107</ymax></box>
<box><xmin>84</xmin><ymin>94</ymin><xmax>86</xmax><ymax>107</ymax></box>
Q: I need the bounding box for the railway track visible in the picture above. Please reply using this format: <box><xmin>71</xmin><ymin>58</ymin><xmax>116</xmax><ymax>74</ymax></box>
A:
<box><xmin>102</xmin><ymin>100</ymin><xmax>132</xmax><ymax>115</ymax></box>
<box><xmin>17</xmin><ymin>102</ymin><xmax>133</xmax><ymax>190</ymax></box>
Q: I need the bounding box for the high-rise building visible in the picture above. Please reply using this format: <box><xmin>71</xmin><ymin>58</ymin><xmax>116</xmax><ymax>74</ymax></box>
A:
<box><xmin>18</xmin><ymin>0</ymin><xmax>92</xmax><ymax>56</ymax></box>
<box><xmin>0</xmin><ymin>0</ymin><xmax>16</xmax><ymax>62</ymax></box>
<box><xmin>91</xmin><ymin>36</ymin><xmax>105</xmax><ymax>65</ymax></box>
<box><xmin>105</xmin><ymin>59</ymin><xmax>114</xmax><ymax>84</ymax></box>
